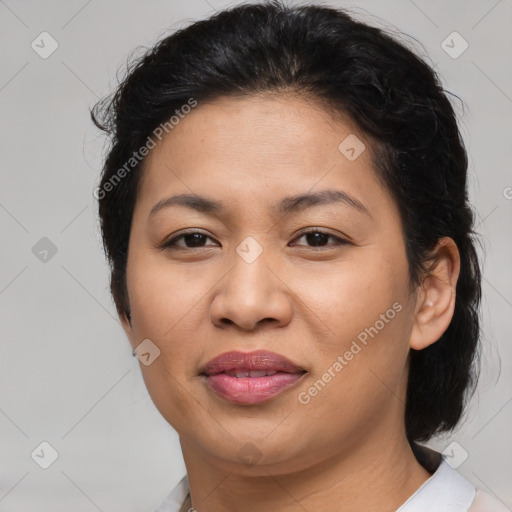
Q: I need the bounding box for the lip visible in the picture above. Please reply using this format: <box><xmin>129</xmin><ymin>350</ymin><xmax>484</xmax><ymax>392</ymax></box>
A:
<box><xmin>201</xmin><ymin>350</ymin><xmax>307</xmax><ymax>404</ymax></box>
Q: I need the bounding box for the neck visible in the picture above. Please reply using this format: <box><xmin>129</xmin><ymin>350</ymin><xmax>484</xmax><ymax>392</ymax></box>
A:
<box><xmin>180</xmin><ymin>428</ymin><xmax>432</xmax><ymax>512</ymax></box>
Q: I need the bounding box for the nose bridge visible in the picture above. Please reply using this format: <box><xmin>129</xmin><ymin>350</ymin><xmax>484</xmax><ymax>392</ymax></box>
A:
<box><xmin>209</xmin><ymin>235</ymin><xmax>292</xmax><ymax>330</ymax></box>
<box><xmin>230</xmin><ymin>234</ymin><xmax>276</xmax><ymax>305</ymax></box>
<box><xmin>232</xmin><ymin>235</ymin><xmax>273</xmax><ymax>296</ymax></box>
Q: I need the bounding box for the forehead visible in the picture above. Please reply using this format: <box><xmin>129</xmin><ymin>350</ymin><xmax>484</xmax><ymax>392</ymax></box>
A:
<box><xmin>136</xmin><ymin>93</ymin><xmax>390</xmax><ymax>217</ymax></box>
<box><xmin>147</xmin><ymin>92</ymin><xmax>369</xmax><ymax>161</ymax></box>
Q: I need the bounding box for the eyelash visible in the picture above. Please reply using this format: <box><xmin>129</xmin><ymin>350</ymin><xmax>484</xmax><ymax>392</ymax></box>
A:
<box><xmin>160</xmin><ymin>229</ymin><xmax>349</xmax><ymax>251</ymax></box>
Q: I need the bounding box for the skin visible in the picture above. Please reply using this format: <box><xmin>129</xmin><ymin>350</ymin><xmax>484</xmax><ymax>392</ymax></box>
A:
<box><xmin>121</xmin><ymin>93</ymin><xmax>460</xmax><ymax>512</ymax></box>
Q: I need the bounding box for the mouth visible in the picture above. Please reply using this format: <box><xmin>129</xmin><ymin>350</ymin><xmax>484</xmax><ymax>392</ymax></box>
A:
<box><xmin>200</xmin><ymin>350</ymin><xmax>307</xmax><ymax>404</ymax></box>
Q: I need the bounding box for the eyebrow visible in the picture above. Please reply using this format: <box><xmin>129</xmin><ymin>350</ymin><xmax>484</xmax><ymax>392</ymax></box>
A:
<box><xmin>149</xmin><ymin>189</ymin><xmax>370</xmax><ymax>218</ymax></box>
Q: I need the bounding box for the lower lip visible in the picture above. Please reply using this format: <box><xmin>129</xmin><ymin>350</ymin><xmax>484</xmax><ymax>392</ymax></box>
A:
<box><xmin>204</xmin><ymin>372</ymin><xmax>305</xmax><ymax>404</ymax></box>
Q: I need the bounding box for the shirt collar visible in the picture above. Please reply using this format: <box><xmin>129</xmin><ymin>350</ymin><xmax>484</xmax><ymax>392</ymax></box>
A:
<box><xmin>396</xmin><ymin>443</ymin><xmax>476</xmax><ymax>512</ymax></box>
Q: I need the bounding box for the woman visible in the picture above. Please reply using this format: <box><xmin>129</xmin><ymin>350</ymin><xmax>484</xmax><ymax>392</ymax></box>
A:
<box><xmin>92</xmin><ymin>2</ymin><xmax>505</xmax><ymax>510</ymax></box>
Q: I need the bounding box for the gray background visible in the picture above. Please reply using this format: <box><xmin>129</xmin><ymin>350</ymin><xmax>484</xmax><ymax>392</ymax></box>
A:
<box><xmin>0</xmin><ymin>0</ymin><xmax>511</xmax><ymax>510</ymax></box>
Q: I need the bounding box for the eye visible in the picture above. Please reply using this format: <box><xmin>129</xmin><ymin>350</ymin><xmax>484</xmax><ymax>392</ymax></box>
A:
<box><xmin>160</xmin><ymin>228</ymin><xmax>348</xmax><ymax>251</ymax></box>
<box><xmin>289</xmin><ymin>229</ymin><xmax>348</xmax><ymax>248</ymax></box>
<box><xmin>160</xmin><ymin>230</ymin><xmax>219</xmax><ymax>250</ymax></box>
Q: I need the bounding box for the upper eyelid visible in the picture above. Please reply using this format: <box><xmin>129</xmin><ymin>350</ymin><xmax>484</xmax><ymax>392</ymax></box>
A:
<box><xmin>168</xmin><ymin>229</ymin><xmax>216</xmax><ymax>241</ymax></box>
<box><xmin>290</xmin><ymin>230</ymin><xmax>349</xmax><ymax>247</ymax></box>
<box><xmin>161</xmin><ymin>230</ymin><xmax>216</xmax><ymax>248</ymax></box>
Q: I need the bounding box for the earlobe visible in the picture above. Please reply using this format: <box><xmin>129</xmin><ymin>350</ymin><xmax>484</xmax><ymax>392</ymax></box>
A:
<box><xmin>409</xmin><ymin>237</ymin><xmax>461</xmax><ymax>351</ymax></box>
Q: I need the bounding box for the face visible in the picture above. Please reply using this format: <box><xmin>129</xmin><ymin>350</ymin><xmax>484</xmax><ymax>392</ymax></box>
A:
<box><xmin>122</xmin><ymin>93</ymin><xmax>420</xmax><ymax>474</ymax></box>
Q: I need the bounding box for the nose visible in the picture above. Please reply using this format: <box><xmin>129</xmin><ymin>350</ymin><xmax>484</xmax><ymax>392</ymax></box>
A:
<box><xmin>209</xmin><ymin>247</ymin><xmax>293</xmax><ymax>331</ymax></box>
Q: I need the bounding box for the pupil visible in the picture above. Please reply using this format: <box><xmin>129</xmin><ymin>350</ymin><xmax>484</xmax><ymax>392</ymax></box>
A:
<box><xmin>185</xmin><ymin>233</ymin><xmax>205</xmax><ymax>247</ymax></box>
<box><xmin>307</xmin><ymin>232</ymin><xmax>328</xmax><ymax>246</ymax></box>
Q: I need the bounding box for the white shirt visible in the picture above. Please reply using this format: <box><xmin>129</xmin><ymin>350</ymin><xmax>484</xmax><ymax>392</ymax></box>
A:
<box><xmin>152</xmin><ymin>445</ymin><xmax>508</xmax><ymax>512</ymax></box>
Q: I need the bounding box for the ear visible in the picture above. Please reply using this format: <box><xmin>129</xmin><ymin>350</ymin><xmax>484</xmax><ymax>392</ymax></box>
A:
<box><xmin>409</xmin><ymin>237</ymin><xmax>461</xmax><ymax>350</ymax></box>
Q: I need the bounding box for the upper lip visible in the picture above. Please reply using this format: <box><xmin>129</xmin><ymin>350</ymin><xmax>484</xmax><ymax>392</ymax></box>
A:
<box><xmin>201</xmin><ymin>350</ymin><xmax>305</xmax><ymax>376</ymax></box>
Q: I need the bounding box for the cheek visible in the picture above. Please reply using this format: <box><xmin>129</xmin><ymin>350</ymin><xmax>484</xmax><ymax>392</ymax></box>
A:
<box><xmin>294</xmin><ymin>252</ymin><xmax>413</xmax><ymax>403</ymax></box>
<box><xmin>125</xmin><ymin>253</ymin><xmax>210</xmax><ymax>429</ymax></box>
<box><xmin>125</xmin><ymin>254</ymin><xmax>213</xmax><ymax>414</ymax></box>
<box><xmin>297</xmin><ymin>253</ymin><xmax>409</xmax><ymax>339</ymax></box>
<box><xmin>294</xmin><ymin>305</ymin><xmax>411</xmax><ymax>447</ymax></box>
<box><xmin>127</xmin><ymin>249</ymin><xmax>210</xmax><ymax>337</ymax></box>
